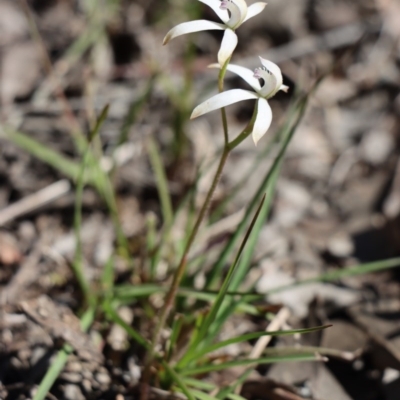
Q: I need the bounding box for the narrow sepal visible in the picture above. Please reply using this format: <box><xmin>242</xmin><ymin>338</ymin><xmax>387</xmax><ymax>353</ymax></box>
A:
<box><xmin>163</xmin><ymin>20</ymin><xmax>225</xmax><ymax>45</ymax></box>
<box><xmin>244</xmin><ymin>2</ymin><xmax>268</xmax><ymax>23</ymax></box>
<box><xmin>218</xmin><ymin>29</ymin><xmax>238</xmax><ymax>67</ymax></box>
<box><xmin>191</xmin><ymin>89</ymin><xmax>258</xmax><ymax>119</ymax></box>
<box><xmin>252</xmin><ymin>98</ymin><xmax>272</xmax><ymax>145</ymax></box>
<box><xmin>198</xmin><ymin>0</ymin><xmax>229</xmax><ymax>23</ymax></box>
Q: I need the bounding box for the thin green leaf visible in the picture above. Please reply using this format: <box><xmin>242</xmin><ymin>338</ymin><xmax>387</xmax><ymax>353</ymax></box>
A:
<box><xmin>1</xmin><ymin>127</ymin><xmax>80</xmax><ymax>180</ymax></box>
<box><xmin>33</xmin><ymin>308</ymin><xmax>95</xmax><ymax>400</ymax></box>
<box><xmin>89</xmin><ymin>104</ymin><xmax>110</xmax><ymax>141</ymax></box>
<box><xmin>161</xmin><ymin>363</ymin><xmax>196</xmax><ymax>400</ymax></box>
<box><xmin>206</xmin><ymin>94</ymin><xmax>309</xmax><ymax>289</ymax></box>
<box><xmin>167</xmin><ymin>314</ymin><xmax>185</xmax><ymax>361</ymax></box>
<box><xmin>227</xmin><ymin>394</ymin><xmax>248</xmax><ymax>400</ymax></box>
<box><xmin>113</xmin><ymin>284</ymin><xmax>259</xmax><ymax>314</ymax></box>
<box><xmin>181</xmin><ymin>353</ymin><xmax>321</xmax><ymax>376</ymax></box>
<box><xmin>72</xmin><ymin>104</ymin><xmax>110</xmax><ymax>306</ymax></box>
<box><xmin>205</xmin><ymin>159</ymin><xmax>282</xmax><ymax>345</ymax></box>
<box><xmin>183</xmin><ymin>378</ymin><xmax>216</xmax><ymax>391</ymax></box>
<box><xmin>267</xmin><ymin>257</ymin><xmax>400</xmax><ymax>294</ymax></box>
<box><xmin>261</xmin><ymin>345</ymin><xmax>353</xmax><ymax>360</ymax></box>
<box><xmin>101</xmin><ymin>256</ymin><xmax>115</xmax><ymax>300</ymax></box>
<box><xmin>178</xmin><ymin>195</ymin><xmax>266</xmax><ymax>368</ymax></box>
<box><xmin>210</xmin><ymin>130</ymin><xmax>280</xmax><ymax>224</ymax></box>
<box><xmin>103</xmin><ymin>301</ymin><xmax>151</xmax><ymax>351</ymax></box>
<box><xmin>118</xmin><ymin>76</ymin><xmax>156</xmax><ymax>146</ymax></box>
<box><xmin>201</xmin><ymin>95</ymin><xmax>310</xmax><ymax>347</ymax></box>
<box><xmin>185</xmin><ymin>325</ymin><xmax>331</xmax><ymax>364</ymax></box>
<box><xmin>191</xmin><ymin>389</ymin><xmax>219</xmax><ymax>400</ymax></box>
<box><xmin>147</xmin><ymin>136</ymin><xmax>174</xmax><ymax>228</ymax></box>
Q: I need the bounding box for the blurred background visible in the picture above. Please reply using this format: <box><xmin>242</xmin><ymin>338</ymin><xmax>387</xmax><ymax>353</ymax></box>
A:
<box><xmin>1</xmin><ymin>0</ymin><xmax>400</xmax><ymax>399</ymax></box>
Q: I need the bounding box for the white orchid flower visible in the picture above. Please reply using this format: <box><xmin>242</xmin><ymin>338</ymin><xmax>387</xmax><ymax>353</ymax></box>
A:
<box><xmin>163</xmin><ymin>0</ymin><xmax>267</xmax><ymax>67</ymax></box>
<box><xmin>190</xmin><ymin>57</ymin><xmax>289</xmax><ymax>145</ymax></box>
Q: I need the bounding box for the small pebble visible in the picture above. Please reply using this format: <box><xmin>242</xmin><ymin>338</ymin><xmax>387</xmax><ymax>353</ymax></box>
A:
<box><xmin>67</xmin><ymin>361</ymin><xmax>83</xmax><ymax>373</ymax></box>
<box><xmin>82</xmin><ymin>369</ymin><xmax>93</xmax><ymax>380</ymax></box>
<box><xmin>10</xmin><ymin>356</ymin><xmax>23</xmax><ymax>370</ymax></box>
<box><xmin>30</xmin><ymin>346</ymin><xmax>46</xmax><ymax>366</ymax></box>
<box><xmin>61</xmin><ymin>372</ymin><xmax>82</xmax><ymax>383</ymax></box>
<box><xmin>64</xmin><ymin>384</ymin><xmax>85</xmax><ymax>400</ymax></box>
<box><xmin>95</xmin><ymin>371</ymin><xmax>111</xmax><ymax>386</ymax></box>
<box><xmin>327</xmin><ymin>234</ymin><xmax>354</xmax><ymax>258</ymax></box>
<box><xmin>360</xmin><ymin>130</ymin><xmax>393</xmax><ymax>166</ymax></box>
<box><xmin>82</xmin><ymin>378</ymin><xmax>92</xmax><ymax>393</ymax></box>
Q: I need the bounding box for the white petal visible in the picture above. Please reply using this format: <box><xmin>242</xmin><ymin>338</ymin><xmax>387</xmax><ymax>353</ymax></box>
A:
<box><xmin>259</xmin><ymin>57</ymin><xmax>283</xmax><ymax>87</ymax></box>
<box><xmin>232</xmin><ymin>0</ymin><xmax>248</xmax><ymax>24</ymax></box>
<box><xmin>191</xmin><ymin>89</ymin><xmax>258</xmax><ymax>119</ymax></box>
<box><xmin>218</xmin><ymin>29</ymin><xmax>238</xmax><ymax>67</ymax></box>
<box><xmin>198</xmin><ymin>0</ymin><xmax>229</xmax><ymax>23</ymax></box>
<box><xmin>252</xmin><ymin>98</ymin><xmax>272</xmax><ymax>145</ymax></box>
<box><xmin>208</xmin><ymin>62</ymin><xmax>261</xmax><ymax>91</ymax></box>
<box><xmin>243</xmin><ymin>2</ymin><xmax>267</xmax><ymax>23</ymax></box>
<box><xmin>163</xmin><ymin>20</ymin><xmax>225</xmax><ymax>45</ymax></box>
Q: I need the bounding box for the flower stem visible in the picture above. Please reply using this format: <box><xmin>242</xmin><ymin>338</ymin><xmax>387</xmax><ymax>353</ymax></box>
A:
<box><xmin>141</xmin><ymin>145</ymin><xmax>231</xmax><ymax>398</ymax></box>
<box><xmin>147</xmin><ymin>61</ymin><xmax>234</xmax><ymax>359</ymax></box>
<box><xmin>149</xmin><ymin>146</ymin><xmax>230</xmax><ymax>345</ymax></box>
<box><xmin>219</xmin><ymin>61</ymin><xmax>230</xmax><ymax>144</ymax></box>
<box><xmin>229</xmin><ymin>106</ymin><xmax>258</xmax><ymax>151</ymax></box>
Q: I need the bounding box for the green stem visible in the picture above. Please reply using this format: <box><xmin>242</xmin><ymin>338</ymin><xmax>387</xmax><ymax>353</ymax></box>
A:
<box><xmin>218</xmin><ymin>64</ymin><xmax>229</xmax><ymax>144</ymax></box>
<box><xmin>146</xmin><ymin>106</ymin><xmax>258</xmax><ymax>368</ymax></box>
<box><xmin>147</xmin><ymin>136</ymin><xmax>174</xmax><ymax>228</ymax></box>
<box><xmin>228</xmin><ymin>103</ymin><xmax>259</xmax><ymax>150</ymax></box>
<box><xmin>148</xmin><ymin>146</ymin><xmax>230</xmax><ymax>352</ymax></box>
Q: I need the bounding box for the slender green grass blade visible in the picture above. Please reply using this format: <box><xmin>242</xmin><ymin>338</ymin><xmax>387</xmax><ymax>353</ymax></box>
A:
<box><xmin>161</xmin><ymin>362</ymin><xmax>196</xmax><ymax>400</ymax></box>
<box><xmin>261</xmin><ymin>345</ymin><xmax>353</xmax><ymax>360</ymax></box>
<box><xmin>112</xmin><ymin>256</ymin><xmax>400</xmax><ymax>301</ymax></box>
<box><xmin>72</xmin><ymin>104</ymin><xmax>110</xmax><ymax>306</ymax></box>
<box><xmin>181</xmin><ymin>353</ymin><xmax>321</xmax><ymax>376</ymax></box>
<box><xmin>267</xmin><ymin>256</ymin><xmax>400</xmax><ymax>294</ymax></box>
<box><xmin>103</xmin><ymin>301</ymin><xmax>151</xmax><ymax>351</ymax></box>
<box><xmin>113</xmin><ymin>284</ymin><xmax>259</xmax><ymax>315</ymax></box>
<box><xmin>191</xmin><ymin>389</ymin><xmax>219</xmax><ymax>400</ymax></box>
<box><xmin>183</xmin><ymin>378</ymin><xmax>216</xmax><ymax>391</ymax></box>
<box><xmin>118</xmin><ymin>76</ymin><xmax>156</xmax><ymax>146</ymax></box>
<box><xmin>178</xmin><ymin>195</ymin><xmax>266</xmax><ymax>368</ymax></box>
<box><xmin>101</xmin><ymin>256</ymin><xmax>115</xmax><ymax>300</ymax></box>
<box><xmin>33</xmin><ymin>308</ymin><xmax>95</xmax><ymax>400</ymax></box>
<box><xmin>147</xmin><ymin>136</ymin><xmax>174</xmax><ymax>228</ymax></box>
<box><xmin>185</xmin><ymin>325</ymin><xmax>331</xmax><ymax>364</ymax></box>
<box><xmin>114</xmin><ymin>283</ymin><xmax>162</xmax><ymax>297</ymax></box>
<box><xmin>149</xmin><ymin>159</ymin><xmax>205</xmax><ymax>275</ymax></box>
<box><xmin>205</xmin><ymin>95</ymin><xmax>308</xmax><ymax>289</ymax></box>
<box><xmin>200</xmin><ymin>96</ymin><xmax>310</xmax><ymax>347</ymax></box>
<box><xmin>204</xmin><ymin>160</ymin><xmax>282</xmax><ymax>345</ymax></box>
<box><xmin>210</xmin><ymin>128</ymin><xmax>281</xmax><ymax>224</ymax></box>
<box><xmin>167</xmin><ymin>314</ymin><xmax>185</xmax><ymax>361</ymax></box>
<box><xmin>227</xmin><ymin>394</ymin><xmax>248</xmax><ymax>400</ymax></box>
<box><xmin>1</xmin><ymin>127</ymin><xmax>80</xmax><ymax>180</ymax></box>
<box><xmin>33</xmin><ymin>347</ymin><xmax>71</xmax><ymax>400</ymax></box>
<box><xmin>89</xmin><ymin>104</ymin><xmax>110</xmax><ymax>141</ymax></box>
<box><xmin>72</xmin><ymin>153</ymin><xmax>93</xmax><ymax>305</ymax></box>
